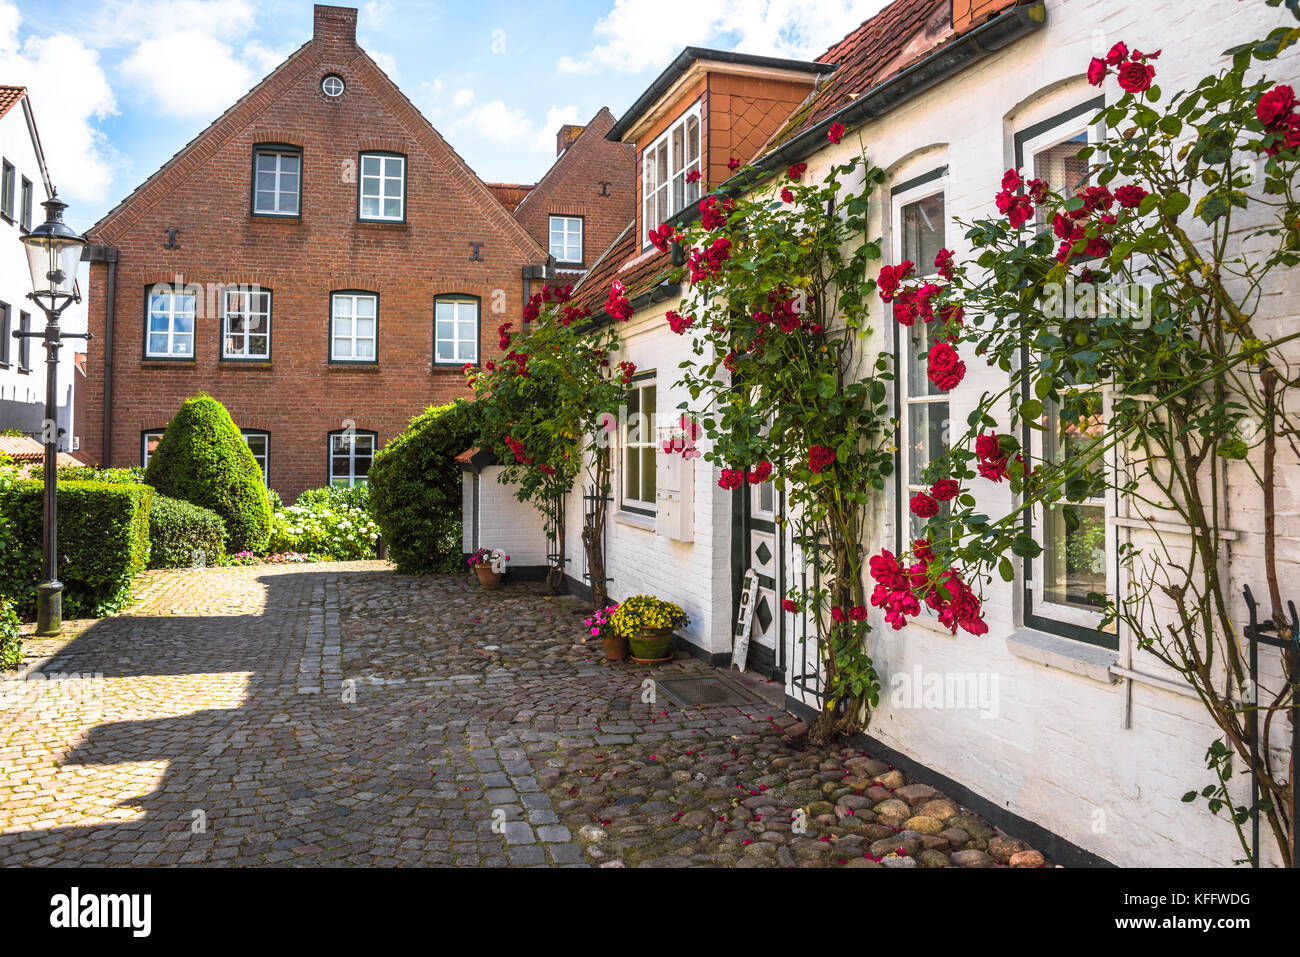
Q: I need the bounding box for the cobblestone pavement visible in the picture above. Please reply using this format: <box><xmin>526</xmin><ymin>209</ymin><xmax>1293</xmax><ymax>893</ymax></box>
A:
<box><xmin>0</xmin><ymin>563</ymin><xmax>1048</xmax><ymax>867</ymax></box>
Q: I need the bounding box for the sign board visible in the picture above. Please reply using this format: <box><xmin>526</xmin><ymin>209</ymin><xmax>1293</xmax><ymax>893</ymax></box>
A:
<box><xmin>732</xmin><ymin>568</ymin><xmax>760</xmax><ymax>673</ymax></box>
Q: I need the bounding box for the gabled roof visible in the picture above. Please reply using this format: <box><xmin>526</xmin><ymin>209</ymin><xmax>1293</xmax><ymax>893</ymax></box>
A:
<box><xmin>90</xmin><ymin>39</ymin><xmax>547</xmax><ymax>261</ymax></box>
<box><xmin>0</xmin><ymin>85</ymin><xmax>25</xmax><ymax>120</ymax></box>
<box><xmin>513</xmin><ymin>106</ymin><xmax>627</xmax><ymax>218</ymax></box>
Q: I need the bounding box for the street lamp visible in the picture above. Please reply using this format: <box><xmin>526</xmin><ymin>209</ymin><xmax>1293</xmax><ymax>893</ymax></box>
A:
<box><xmin>17</xmin><ymin>193</ymin><xmax>90</xmax><ymax>636</ymax></box>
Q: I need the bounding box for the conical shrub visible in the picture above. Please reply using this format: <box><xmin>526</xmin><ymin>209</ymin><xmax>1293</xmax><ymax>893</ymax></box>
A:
<box><xmin>144</xmin><ymin>393</ymin><xmax>271</xmax><ymax>553</ymax></box>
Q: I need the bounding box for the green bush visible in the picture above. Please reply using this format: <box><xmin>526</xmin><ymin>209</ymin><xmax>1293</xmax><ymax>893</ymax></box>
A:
<box><xmin>56</xmin><ymin>464</ymin><xmax>145</xmax><ymax>484</ymax></box>
<box><xmin>0</xmin><ymin>594</ymin><xmax>21</xmax><ymax>670</ymax></box>
<box><xmin>0</xmin><ymin>479</ymin><xmax>153</xmax><ymax>619</ymax></box>
<box><xmin>268</xmin><ymin>486</ymin><xmax>379</xmax><ymax>560</ymax></box>
<box><xmin>149</xmin><ymin>495</ymin><xmax>227</xmax><ymax>569</ymax></box>
<box><xmin>369</xmin><ymin>399</ymin><xmax>480</xmax><ymax>573</ymax></box>
<box><xmin>144</xmin><ymin>393</ymin><xmax>271</xmax><ymax>553</ymax></box>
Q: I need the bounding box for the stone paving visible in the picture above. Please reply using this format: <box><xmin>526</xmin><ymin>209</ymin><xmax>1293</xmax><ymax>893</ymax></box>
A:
<box><xmin>0</xmin><ymin>563</ymin><xmax>1049</xmax><ymax>867</ymax></box>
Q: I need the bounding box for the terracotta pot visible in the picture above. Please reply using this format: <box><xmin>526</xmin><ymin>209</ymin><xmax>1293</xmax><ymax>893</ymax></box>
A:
<box><xmin>629</xmin><ymin>627</ymin><xmax>675</xmax><ymax>663</ymax></box>
<box><xmin>601</xmin><ymin>633</ymin><xmax>630</xmax><ymax>661</ymax></box>
<box><xmin>474</xmin><ymin>565</ymin><xmax>503</xmax><ymax>589</ymax></box>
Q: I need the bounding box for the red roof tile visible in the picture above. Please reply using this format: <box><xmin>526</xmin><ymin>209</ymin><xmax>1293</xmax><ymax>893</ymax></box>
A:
<box><xmin>770</xmin><ymin>0</ymin><xmax>953</xmax><ymax>146</ymax></box>
<box><xmin>0</xmin><ymin>85</ymin><xmax>25</xmax><ymax>120</ymax></box>
<box><xmin>569</xmin><ymin>221</ymin><xmax>674</xmax><ymax>317</ymax></box>
<box><xmin>0</xmin><ymin>434</ymin><xmax>80</xmax><ymax>466</ymax></box>
<box><xmin>485</xmin><ymin>182</ymin><xmax>534</xmax><ymax>211</ymax></box>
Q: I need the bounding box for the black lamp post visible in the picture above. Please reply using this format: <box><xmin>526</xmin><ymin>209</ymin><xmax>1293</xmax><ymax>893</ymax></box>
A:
<box><xmin>15</xmin><ymin>193</ymin><xmax>90</xmax><ymax>636</ymax></box>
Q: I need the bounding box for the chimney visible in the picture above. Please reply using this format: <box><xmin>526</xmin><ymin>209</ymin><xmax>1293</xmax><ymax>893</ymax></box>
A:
<box><xmin>313</xmin><ymin>4</ymin><xmax>358</xmax><ymax>47</ymax></box>
<box><xmin>556</xmin><ymin>124</ymin><xmax>585</xmax><ymax>156</ymax></box>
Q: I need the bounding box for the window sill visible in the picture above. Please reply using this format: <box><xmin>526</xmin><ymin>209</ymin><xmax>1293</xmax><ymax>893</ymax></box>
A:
<box><xmin>356</xmin><ymin>218</ymin><xmax>407</xmax><ymax>228</ymax></box>
<box><xmin>142</xmin><ymin>358</ymin><xmax>196</xmax><ymax>365</ymax></box>
<box><xmin>1005</xmin><ymin>627</ymin><xmax>1118</xmax><ymax>684</ymax></box>
<box><xmin>219</xmin><ymin>359</ymin><xmax>273</xmax><ymax>368</ymax></box>
<box><xmin>250</xmin><ymin>213</ymin><xmax>301</xmax><ymax>222</ymax></box>
<box><xmin>327</xmin><ymin>362</ymin><xmax>380</xmax><ymax>371</ymax></box>
<box><xmin>614</xmin><ymin>510</ymin><xmax>656</xmax><ymax>531</ymax></box>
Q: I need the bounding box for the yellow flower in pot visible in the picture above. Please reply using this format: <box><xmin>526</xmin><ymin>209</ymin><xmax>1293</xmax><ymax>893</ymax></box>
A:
<box><xmin>611</xmin><ymin>595</ymin><xmax>689</xmax><ymax>662</ymax></box>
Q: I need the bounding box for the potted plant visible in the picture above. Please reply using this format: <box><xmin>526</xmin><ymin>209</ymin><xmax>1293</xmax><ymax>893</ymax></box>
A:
<box><xmin>584</xmin><ymin>603</ymin><xmax>626</xmax><ymax>661</ymax></box>
<box><xmin>467</xmin><ymin>547</ymin><xmax>508</xmax><ymax>589</ymax></box>
<box><xmin>611</xmin><ymin>595</ymin><xmax>688</xmax><ymax>663</ymax></box>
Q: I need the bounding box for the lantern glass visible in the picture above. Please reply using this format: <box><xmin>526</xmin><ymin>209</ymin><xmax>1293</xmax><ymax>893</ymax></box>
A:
<box><xmin>24</xmin><ymin>234</ymin><xmax>82</xmax><ymax>298</ymax></box>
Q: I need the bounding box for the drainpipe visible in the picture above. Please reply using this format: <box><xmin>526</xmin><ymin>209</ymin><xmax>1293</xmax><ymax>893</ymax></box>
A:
<box><xmin>83</xmin><ymin>244</ymin><xmax>117</xmax><ymax>465</ymax></box>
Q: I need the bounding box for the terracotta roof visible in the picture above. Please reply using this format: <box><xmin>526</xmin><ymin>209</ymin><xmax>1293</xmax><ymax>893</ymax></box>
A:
<box><xmin>0</xmin><ymin>85</ymin><xmax>25</xmax><ymax>120</ymax></box>
<box><xmin>485</xmin><ymin>182</ymin><xmax>534</xmax><ymax>211</ymax></box>
<box><xmin>0</xmin><ymin>434</ymin><xmax>80</xmax><ymax>465</ymax></box>
<box><xmin>569</xmin><ymin>220</ymin><xmax>675</xmax><ymax>318</ymax></box>
<box><xmin>769</xmin><ymin>0</ymin><xmax>953</xmax><ymax>147</ymax></box>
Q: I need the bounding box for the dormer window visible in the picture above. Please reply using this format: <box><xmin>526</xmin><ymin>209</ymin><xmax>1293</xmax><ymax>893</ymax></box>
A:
<box><xmin>642</xmin><ymin>103</ymin><xmax>701</xmax><ymax>245</ymax></box>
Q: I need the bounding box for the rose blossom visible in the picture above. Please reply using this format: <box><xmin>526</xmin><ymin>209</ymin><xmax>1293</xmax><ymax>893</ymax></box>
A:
<box><xmin>927</xmin><ymin>341</ymin><xmax>966</xmax><ymax>391</ymax></box>
<box><xmin>910</xmin><ymin>492</ymin><xmax>939</xmax><ymax>518</ymax></box>
<box><xmin>930</xmin><ymin>479</ymin><xmax>960</xmax><ymax>501</ymax></box>
<box><xmin>828</xmin><ymin>121</ymin><xmax>845</xmax><ymax>144</ymax></box>
<box><xmin>1116</xmin><ymin>59</ymin><xmax>1155</xmax><ymax>93</ymax></box>
<box><xmin>1257</xmin><ymin>85</ymin><xmax>1297</xmax><ymax>130</ymax></box>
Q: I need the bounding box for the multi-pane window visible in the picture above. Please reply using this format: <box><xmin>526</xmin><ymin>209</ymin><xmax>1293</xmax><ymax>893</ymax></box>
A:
<box><xmin>435</xmin><ymin>297</ymin><xmax>478</xmax><ymax>365</ymax></box>
<box><xmin>222</xmin><ymin>287</ymin><xmax>271</xmax><ymax>359</ymax></box>
<box><xmin>1</xmin><ymin>160</ymin><xmax>12</xmax><ymax>220</ymax></box>
<box><xmin>359</xmin><ymin>153</ymin><xmax>405</xmax><ymax>221</ymax></box>
<box><xmin>142</xmin><ymin>431</ymin><xmax>164</xmax><ymax>467</ymax></box>
<box><xmin>621</xmin><ymin>376</ymin><xmax>657</xmax><ymax>515</ymax></box>
<box><xmin>252</xmin><ymin>147</ymin><xmax>301</xmax><ymax>216</ymax></box>
<box><xmin>330</xmin><ymin>292</ymin><xmax>377</xmax><ymax>362</ymax></box>
<box><xmin>549</xmin><ymin>215</ymin><xmax>583</xmax><ymax>264</ymax></box>
<box><xmin>894</xmin><ymin>183</ymin><xmax>948</xmax><ymax>542</ymax></box>
<box><xmin>0</xmin><ymin>302</ymin><xmax>9</xmax><ymax>365</ymax></box>
<box><xmin>146</xmin><ymin>285</ymin><xmax>196</xmax><ymax>358</ymax></box>
<box><xmin>642</xmin><ymin>105</ymin><xmax>701</xmax><ymax>244</ymax></box>
<box><xmin>1021</xmin><ymin>108</ymin><xmax>1114</xmax><ymax>637</ymax></box>
<box><xmin>17</xmin><ymin>311</ymin><xmax>30</xmax><ymax>371</ymax></box>
<box><xmin>329</xmin><ymin>430</ymin><xmax>376</xmax><ymax>487</ymax></box>
<box><xmin>242</xmin><ymin>430</ymin><xmax>269</xmax><ymax>486</ymax></box>
<box><xmin>19</xmin><ymin>177</ymin><xmax>31</xmax><ymax>231</ymax></box>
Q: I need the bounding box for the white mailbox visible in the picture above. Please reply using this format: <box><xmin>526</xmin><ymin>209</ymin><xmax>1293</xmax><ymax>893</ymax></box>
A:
<box><xmin>655</xmin><ymin>428</ymin><xmax>694</xmax><ymax>542</ymax></box>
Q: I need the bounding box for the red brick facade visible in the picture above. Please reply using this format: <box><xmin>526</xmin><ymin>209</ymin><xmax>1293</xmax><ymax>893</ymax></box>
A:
<box><xmin>83</xmin><ymin>5</ymin><xmax>628</xmax><ymax>501</ymax></box>
<box><xmin>511</xmin><ymin>108</ymin><xmax>635</xmax><ymax>283</ymax></box>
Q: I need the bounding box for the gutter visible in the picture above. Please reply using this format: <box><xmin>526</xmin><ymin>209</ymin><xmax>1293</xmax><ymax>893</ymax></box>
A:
<box><xmin>83</xmin><ymin>244</ymin><xmax>117</xmax><ymax>465</ymax></box>
<box><xmin>586</xmin><ymin>1</ymin><xmax>1046</xmax><ymax>326</ymax></box>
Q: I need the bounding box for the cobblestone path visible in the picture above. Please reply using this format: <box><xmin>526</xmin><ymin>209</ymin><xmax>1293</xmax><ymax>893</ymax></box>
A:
<box><xmin>0</xmin><ymin>563</ymin><xmax>1047</xmax><ymax>867</ymax></box>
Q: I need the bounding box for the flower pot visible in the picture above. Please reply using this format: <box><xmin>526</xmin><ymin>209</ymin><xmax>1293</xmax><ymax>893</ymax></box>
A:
<box><xmin>601</xmin><ymin>633</ymin><xmax>630</xmax><ymax>661</ymax></box>
<box><xmin>629</xmin><ymin>627</ymin><xmax>675</xmax><ymax>663</ymax></box>
<box><xmin>474</xmin><ymin>565</ymin><xmax>503</xmax><ymax>589</ymax></box>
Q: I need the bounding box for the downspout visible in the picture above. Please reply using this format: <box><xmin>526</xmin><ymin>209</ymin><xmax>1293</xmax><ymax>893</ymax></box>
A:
<box><xmin>84</xmin><ymin>244</ymin><xmax>117</xmax><ymax>466</ymax></box>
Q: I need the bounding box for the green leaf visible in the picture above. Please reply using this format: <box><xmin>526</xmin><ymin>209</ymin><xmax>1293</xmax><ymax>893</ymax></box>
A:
<box><xmin>998</xmin><ymin>556</ymin><xmax>1014</xmax><ymax>582</ymax></box>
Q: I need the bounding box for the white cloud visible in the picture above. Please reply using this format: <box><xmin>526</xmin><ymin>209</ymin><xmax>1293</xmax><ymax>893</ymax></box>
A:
<box><xmin>85</xmin><ymin>0</ymin><xmax>258</xmax><ymax>48</ymax></box>
<box><xmin>363</xmin><ymin>1</ymin><xmax>395</xmax><ymax>29</ymax></box>
<box><xmin>459</xmin><ymin>100</ymin><xmax>580</xmax><ymax>155</ymax></box>
<box><xmin>120</xmin><ymin>31</ymin><xmax>255</xmax><ymax>119</ymax></box>
<box><xmin>559</xmin><ymin>0</ymin><xmax>890</xmax><ymax>74</ymax></box>
<box><xmin>367</xmin><ymin>48</ymin><xmax>400</xmax><ymax>80</ymax></box>
<box><xmin>452</xmin><ymin>88</ymin><xmax>475</xmax><ymax>108</ymax></box>
<box><xmin>0</xmin><ymin>3</ymin><xmax>118</xmax><ymax>206</ymax></box>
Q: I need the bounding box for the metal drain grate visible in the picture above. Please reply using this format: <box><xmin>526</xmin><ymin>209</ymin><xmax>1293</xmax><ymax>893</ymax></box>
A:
<box><xmin>657</xmin><ymin>675</ymin><xmax>763</xmax><ymax>708</ymax></box>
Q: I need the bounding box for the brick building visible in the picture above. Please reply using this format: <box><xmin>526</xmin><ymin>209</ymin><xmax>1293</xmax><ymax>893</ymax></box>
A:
<box><xmin>82</xmin><ymin>4</ymin><xmax>628</xmax><ymax>499</ymax></box>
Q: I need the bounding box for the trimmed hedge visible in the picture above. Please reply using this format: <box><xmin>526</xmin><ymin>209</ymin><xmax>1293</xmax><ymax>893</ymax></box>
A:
<box><xmin>369</xmin><ymin>399</ymin><xmax>480</xmax><ymax>573</ymax></box>
<box><xmin>149</xmin><ymin>495</ymin><xmax>227</xmax><ymax>569</ymax></box>
<box><xmin>0</xmin><ymin>479</ymin><xmax>153</xmax><ymax>619</ymax></box>
<box><xmin>0</xmin><ymin>594</ymin><xmax>20</xmax><ymax>670</ymax></box>
<box><xmin>144</xmin><ymin>393</ymin><xmax>271</xmax><ymax>553</ymax></box>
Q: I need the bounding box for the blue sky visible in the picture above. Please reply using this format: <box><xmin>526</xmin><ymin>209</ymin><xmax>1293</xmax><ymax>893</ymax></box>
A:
<box><xmin>0</xmin><ymin>0</ymin><xmax>888</xmax><ymax>232</ymax></box>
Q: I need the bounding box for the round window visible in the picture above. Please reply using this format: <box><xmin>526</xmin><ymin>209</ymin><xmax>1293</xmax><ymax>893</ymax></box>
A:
<box><xmin>321</xmin><ymin>74</ymin><xmax>345</xmax><ymax>97</ymax></box>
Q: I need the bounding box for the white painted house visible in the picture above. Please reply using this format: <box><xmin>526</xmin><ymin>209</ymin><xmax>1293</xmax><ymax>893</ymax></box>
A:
<box><xmin>466</xmin><ymin>0</ymin><xmax>1300</xmax><ymax>867</ymax></box>
<box><xmin>0</xmin><ymin>85</ymin><xmax>84</xmax><ymax>453</ymax></box>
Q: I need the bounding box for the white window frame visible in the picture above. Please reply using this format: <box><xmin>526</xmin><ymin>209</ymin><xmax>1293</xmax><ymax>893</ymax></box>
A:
<box><xmin>146</xmin><ymin>285</ymin><xmax>197</xmax><ymax>359</ymax></box>
<box><xmin>359</xmin><ymin>152</ymin><xmax>405</xmax><ymax>222</ymax></box>
<box><xmin>222</xmin><ymin>287</ymin><xmax>272</xmax><ymax>360</ymax></box>
<box><xmin>242</xmin><ymin>430</ymin><xmax>270</xmax><ymax>487</ymax></box>
<box><xmin>252</xmin><ymin>147</ymin><xmax>301</xmax><ymax>217</ymax></box>
<box><xmin>621</xmin><ymin>375</ymin><xmax>657</xmax><ymax>515</ymax></box>
<box><xmin>549</xmin><ymin>215</ymin><xmax>583</xmax><ymax>264</ymax></box>
<box><xmin>321</xmin><ymin>74</ymin><xmax>344</xmax><ymax>97</ymax></box>
<box><xmin>892</xmin><ymin>176</ymin><xmax>950</xmax><ymax>545</ymax></box>
<box><xmin>329</xmin><ymin>430</ymin><xmax>376</xmax><ymax>487</ymax></box>
<box><xmin>142</xmin><ymin>430</ymin><xmax>164</xmax><ymax>467</ymax></box>
<box><xmin>434</xmin><ymin>296</ymin><xmax>478</xmax><ymax>366</ymax></box>
<box><xmin>641</xmin><ymin>103</ymin><xmax>701</xmax><ymax>247</ymax></box>
<box><xmin>1020</xmin><ymin>111</ymin><xmax>1115</xmax><ymax>635</ymax></box>
<box><xmin>330</xmin><ymin>292</ymin><xmax>378</xmax><ymax>363</ymax></box>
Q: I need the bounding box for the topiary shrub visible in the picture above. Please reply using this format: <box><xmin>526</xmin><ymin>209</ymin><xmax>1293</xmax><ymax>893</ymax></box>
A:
<box><xmin>0</xmin><ymin>479</ymin><xmax>153</xmax><ymax>619</ymax></box>
<box><xmin>368</xmin><ymin>399</ymin><xmax>480</xmax><ymax>573</ymax></box>
<box><xmin>0</xmin><ymin>594</ymin><xmax>21</xmax><ymax>670</ymax></box>
<box><xmin>144</xmin><ymin>393</ymin><xmax>271</xmax><ymax>553</ymax></box>
<box><xmin>56</xmin><ymin>464</ymin><xmax>145</xmax><ymax>484</ymax></box>
<box><xmin>149</xmin><ymin>495</ymin><xmax>227</xmax><ymax>569</ymax></box>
